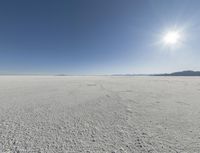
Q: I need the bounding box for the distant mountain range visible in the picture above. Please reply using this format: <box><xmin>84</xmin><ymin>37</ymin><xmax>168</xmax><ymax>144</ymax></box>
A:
<box><xmin>153</xmin><ymin>70</ymin><xmax>200</xmax><ymax>76</ymax></box>
<box><xmin>3</xmin><ymin>70</ymin><xmax>198</xmax><ymax>76</ymax></box>
<box><xmin>111</xmin><ymin>70</ymin><xmax>200</xmax><ymax>76</ymax></box>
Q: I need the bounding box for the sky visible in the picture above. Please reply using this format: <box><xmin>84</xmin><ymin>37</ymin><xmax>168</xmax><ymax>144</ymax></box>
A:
<box><xmin>0</xmin><ymin>0</ymin><xmax>200</xmax><ymax>75</ymax></box>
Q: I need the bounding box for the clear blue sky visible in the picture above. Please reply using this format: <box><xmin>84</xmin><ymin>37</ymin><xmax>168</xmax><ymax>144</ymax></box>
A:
<box><xmin>0</xmin><ymin>0</ymin><xmax>200</xmax><ymax>74</ymax></box>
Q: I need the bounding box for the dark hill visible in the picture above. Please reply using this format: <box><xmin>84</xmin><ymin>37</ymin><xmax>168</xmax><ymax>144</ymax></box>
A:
<box><xmin>154</xmin><ymin>70</ymin><xmax>200</xmax><ymax>76</ymax></box>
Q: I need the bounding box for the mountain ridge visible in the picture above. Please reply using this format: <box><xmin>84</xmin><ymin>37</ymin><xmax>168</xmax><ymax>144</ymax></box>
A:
<box><xmin>153</xmin><ymin>70</ymin><xmax>200</xmax><ymax>76</ymax></box>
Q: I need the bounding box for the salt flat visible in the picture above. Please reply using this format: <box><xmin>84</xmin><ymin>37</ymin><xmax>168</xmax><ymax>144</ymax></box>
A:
<box><xmin>0</xmin><ymin>76</ymin><xmax>200</xmax><ymax>153</ymax></box>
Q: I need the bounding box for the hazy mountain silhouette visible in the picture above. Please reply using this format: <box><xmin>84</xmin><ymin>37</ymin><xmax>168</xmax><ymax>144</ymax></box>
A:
<box><xmin>153</xmin><ymin>70</ymin><xmax>200</xmax><ymax>76</ymax></box>
<box><xmin>112</xmin><ymin>70</ymin><xmax>200</xmax><ymax>76</ymax></box>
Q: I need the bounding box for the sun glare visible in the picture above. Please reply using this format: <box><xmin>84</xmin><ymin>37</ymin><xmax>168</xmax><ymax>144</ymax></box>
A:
<box><xmin>163</xmin><ymin>31</ymin><xmax>180</xmax><ymax>45</ymax></box>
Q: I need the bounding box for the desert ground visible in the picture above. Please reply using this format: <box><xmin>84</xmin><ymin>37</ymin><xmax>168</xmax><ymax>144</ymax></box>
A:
<box><xmin>0</xmin><ymin>76</ymin><xmax>200</xmax><ymax>153</ymax></box>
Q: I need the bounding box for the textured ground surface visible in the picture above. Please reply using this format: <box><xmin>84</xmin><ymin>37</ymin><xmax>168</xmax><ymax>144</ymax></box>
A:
<box><xmin>0</xmin><ymin>76</ymin><xmax>200</xmax><ymax>153</ymax></box>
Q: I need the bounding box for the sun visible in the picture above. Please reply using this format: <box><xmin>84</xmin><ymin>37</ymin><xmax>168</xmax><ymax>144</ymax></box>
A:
<box><xmin>163</xmin><ymin>31</ymin><xmax>180</xmax><ymax>45</ymax></box>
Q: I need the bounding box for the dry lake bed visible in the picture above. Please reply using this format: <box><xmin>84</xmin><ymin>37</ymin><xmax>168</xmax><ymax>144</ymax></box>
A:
<box><xmin>0</xmin><ymin>76</ymin><xmax>200</xmax><ymax>153</ymax></box>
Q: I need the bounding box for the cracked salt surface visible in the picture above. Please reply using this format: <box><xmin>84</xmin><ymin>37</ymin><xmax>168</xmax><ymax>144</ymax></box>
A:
<box><xmin>0</xmin><ymin>76</ymin><xmax>200</xmax><ymax>152</ymax></box>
